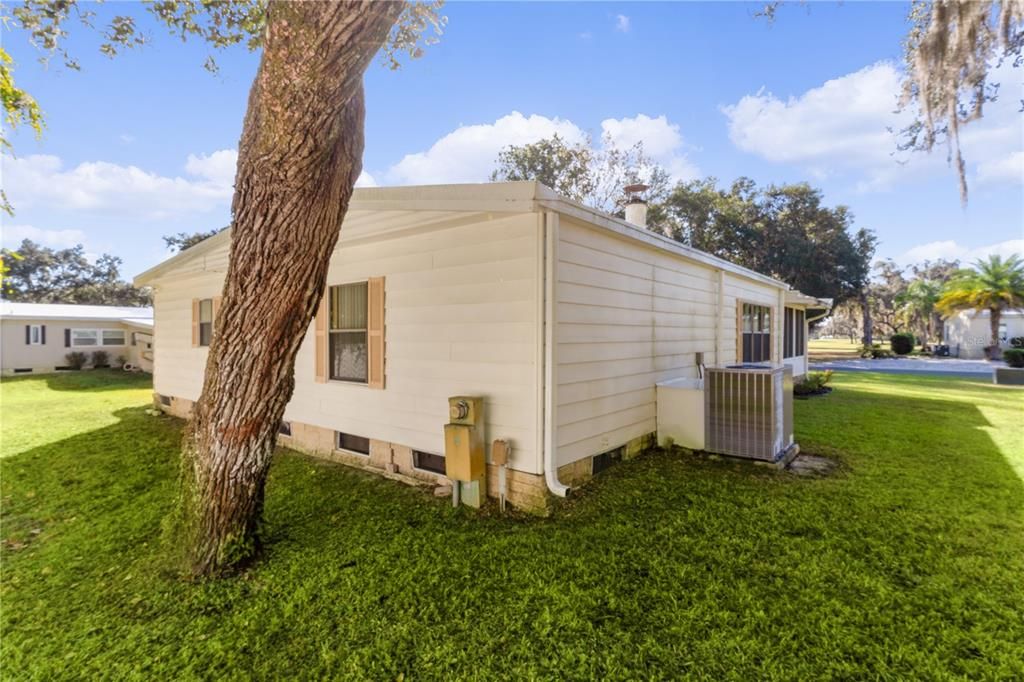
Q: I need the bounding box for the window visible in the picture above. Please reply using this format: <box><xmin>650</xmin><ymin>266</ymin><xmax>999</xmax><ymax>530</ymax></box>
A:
<box><xmin>198</xmin><ymin>298</ymin><xmax>214</xmax><ymax>347</ymax></box>
<box><xmin>71</xmin><ymin>329</ymin><xmax>99</xmax><ymax>347</ymax></box>
<box><xmin>328</xmin><ymin>282</ymin><xmax>368</xmax><ymax>383</ymax></box>
<box><xmin>783</xmin><ymin>307</ymin><xmax>806</xmax><ymax>359</ymax></box>
<box><xmin>741</xmin><ymin>303</ymin><xmax>772</xmax><ymax>363</ymax></box>
<box><xmin>413</xmin><ymin>450</ymin><xmax>445</xmax><ymax>474</ymax></box>
<box><xmin>28</xmin><ymin>325</ymin><xmax>42</xmax><ymax>345</ymax></box>
<box><xmin>279</xmin><ymin>422</ymin><xmax>292</xmax><ymax>437</ymax></box>
<box><xmin>336</xmin><ymin>432</ymin><xmax>370</xmax><ymax>455</ymax></box>
<box><xmin>102</xmin><ymin>330</ymin><xmax>126</xmax><ymax>346</ymax></box>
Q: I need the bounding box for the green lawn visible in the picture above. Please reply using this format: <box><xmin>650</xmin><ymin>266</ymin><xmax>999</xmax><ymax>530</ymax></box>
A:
<box><xmin>2</xmin><ymin>371</ymin><xmax>1022</xmax><ymax>680</ymax></box>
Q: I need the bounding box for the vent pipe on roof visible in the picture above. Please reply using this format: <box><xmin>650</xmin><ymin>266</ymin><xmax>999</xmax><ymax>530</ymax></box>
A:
<box><xmin>623</xmin><ymin>183</ymin><xmax>649</xmax><ymax>228</ymax></box>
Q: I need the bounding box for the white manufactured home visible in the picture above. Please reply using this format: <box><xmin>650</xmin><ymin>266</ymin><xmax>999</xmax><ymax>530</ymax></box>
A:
<box><xmin>943</xmin><ymin>309</ymin><xmax>1024</xmax><ymax>359</ymax></box>
<box><xmin>135</xmin><ymin>182</ymin><xmax>829</xmax><ymax>512</ymax></box>
<box><xmin>0</xmin><ymin>302</ymin><xmax>154</xmax><ymax>375</ymax></box>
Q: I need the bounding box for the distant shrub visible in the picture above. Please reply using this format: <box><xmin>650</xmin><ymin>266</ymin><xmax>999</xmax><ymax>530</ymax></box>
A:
<box><xmin>890</xmin><ymin>333</ymin><xmax>915</xmax><ymax>355</ymax></box>
<box><xmin>64</xmin><ymin>352</ymin><xmax>88</xmax><ymax>370</ymax></box>
<box><xmin>91</xmin><ymin>350</ymin><xmax>110</xmax><ymax>368</ymax></box>
<box><xmin>115</xmin><ymin>354</ymin><xmax>127</xmax><ymax>368</ymax></box>
<box><xmin>859</xmin><ymin>344</ymin><xmax>893</xmax><ymax>359</ymax></box>
<box><xmin>794</xmin><ymin>370</ymin><xmax>834</xmax><ymax>397</ymax></box>
<box><xmin>1004</xmin><ymin>348</ymin><xmax>1024</xmax><ymax>368</ymax></box>
<box><xmin>1010</xmin><ymin>336</ymin><xmax>1024</xmax><ymax>349</ymax></box>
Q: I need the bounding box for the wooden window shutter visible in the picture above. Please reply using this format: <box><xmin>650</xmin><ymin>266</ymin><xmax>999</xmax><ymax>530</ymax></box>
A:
<box><xmin>314</xmin><ymin>294</ymin><xmax>327</xmax><ymax>383</ymax></box>
<box><xmin>367</xmin><ymin>276</ymin><xmax>385</xmax><ymax>389</ymax></box>
<box><xmin>191</xmin><ymin>299</ymin><xmax>200</xmax><ymax>348</ymax></box>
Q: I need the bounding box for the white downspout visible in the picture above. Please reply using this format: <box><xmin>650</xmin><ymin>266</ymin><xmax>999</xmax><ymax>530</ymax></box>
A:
<box><xmin>543</xmin><ymin>210</ymin><xmax>570</xmax><ymax>497</ymax></box>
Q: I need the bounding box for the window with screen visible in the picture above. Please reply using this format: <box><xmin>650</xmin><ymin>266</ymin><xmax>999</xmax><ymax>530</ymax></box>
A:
<box><xmin>741</xmin><ymin>303</ymin><xmax>772</xmax><ymax>363</ymax></box>
<box><xmin>329</xmin><ymin>281</ymin><xmax>368</xmax><ymax>383</ymax></box>
<box><xmin>198</xmin><ymin>299</ymin><xmax>214</xmax><ymax>347</ymax></box>
<box><xmin>71</xmin><ymin>329</ymin><xmax>99</xmax><ymax>347</ymax></box>
<box><xmin>784</xmin><ymin>307</ymin><xmax>806</xmax><ymax>359</ymax></box>
<box><xmin>102</xmin><ymin>330</ymin><xmax>126</xmax><ymax>346</ymax></box>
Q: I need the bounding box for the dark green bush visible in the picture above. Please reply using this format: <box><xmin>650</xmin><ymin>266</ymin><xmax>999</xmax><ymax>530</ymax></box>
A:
<box><xmin>64</xmin><ymin>352</ymin><xmax>88</xmax><ymax>370</ymax></box>
<box><xmin>890</xmin><ymin>333</ymin><xmax>915</xmax><ymax>355</ymax></box>
<box><xmin>90</xmin><ymin>350</ymin><xmax>110</xmax><ymax>368</ymax></box>
<box><xmin>1010</xmin><ymin>336</ymin><xmax>1024</xmax><ymax>349</ymax></box>
<box><xmin>794</xmin><ymin>370</ymin><xmax>834</xmax><ymax>396</ymax></box>
<box><xmin>859</xmin><ymin>343</ymin><xmax>893</xmax><ymax>359</ymax></box>
<box><xmin>1004</xmin><ymin>348</ymin><xmax>1024</xmax><ymax>368</ymax></box>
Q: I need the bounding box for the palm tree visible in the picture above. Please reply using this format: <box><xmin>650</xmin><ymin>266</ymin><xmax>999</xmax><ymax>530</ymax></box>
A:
<box><xmin>937</xmin><ymin>254</ymin><xmax>1024</xmax><ymax>359</ymax></box>
<box><xmin>898</xmin><ymin>278</ymin><xmax>942</xmax><ymax>345</ymax></box>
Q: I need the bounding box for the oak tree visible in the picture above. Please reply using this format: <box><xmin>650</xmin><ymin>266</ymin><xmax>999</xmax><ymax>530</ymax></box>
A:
<box><xmin>3</xmin><ymin>0</ymin><xmax>444</xmax><ymax>576</ymax></box>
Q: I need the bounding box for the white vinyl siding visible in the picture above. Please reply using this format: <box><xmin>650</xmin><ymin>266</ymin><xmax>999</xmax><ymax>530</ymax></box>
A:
<box><xmin>150</xmin><ymin>210</ymin><xmax>542</xmax><ymax>475</ymax></box>
<box><xmin>554</xmin><ymin>217</ymin><xmax>785</xmax><ymax>467</ymax></box>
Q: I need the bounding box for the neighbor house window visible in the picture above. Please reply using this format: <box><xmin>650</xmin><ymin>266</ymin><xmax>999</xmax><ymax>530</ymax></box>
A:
<box><xmin>783</xmin><ymin>307</ymin><xmax>806</xmax><ymax>359</ymax></box>
<box><xmin>336</xmin><ymin>432</ymin><xmax>370</xmax><ymax>455</ymax></box>
<box><xmin>741</xmin><ymin>303</ymin><xmax>772</xmax><ymax>363</ymax></box>
<box><xmin>413</xmin><ymin>450</ymin><xmax>445</xmax><ymax>474</ymax></box>
<box><xmin>328</xmin><ymin>281</ymin><xmax>368</xmax><ymax>383</ymax></box>
<box><xmin>198</xmin><ymin>299</ymin><xmax>214</xmax><ymax>347</ymax></box>
<box><xmin>28</xmin><ymin>325</ymin><xmax>42</xmax><ymax>345</ymax></box>
<box><xmin>102</xmin><ymin>330</ymin><xmax>126</xmax><ymax>346</ymax></box>
<box><xmin>71</xmin><ymin>329</ymin><xmax>99</xmax><ymax>347</ymax></box>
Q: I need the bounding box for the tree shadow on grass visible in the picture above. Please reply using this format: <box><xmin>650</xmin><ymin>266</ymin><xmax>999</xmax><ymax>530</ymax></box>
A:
<box><xmin>2</xmin><ymin>382</ymin><xmax>1023</xmax><ymax>680</ymax></box>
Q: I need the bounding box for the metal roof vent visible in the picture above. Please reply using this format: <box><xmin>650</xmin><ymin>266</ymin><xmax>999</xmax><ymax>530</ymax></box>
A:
<box><xmin>623</xmin><ymin>183</ymin><xmax>649</xmax><ymax>228</ymax></box>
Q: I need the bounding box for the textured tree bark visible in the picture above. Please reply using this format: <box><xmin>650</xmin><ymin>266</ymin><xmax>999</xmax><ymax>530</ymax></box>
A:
<box><xmin>179</xmin><ymin>0</ymin><xmax>403</xmax><ymax>577</ymax></box>
<box><xmin>860</xmin><ymin>292</ymin><xmax>873</xmax><ymax>346</ymax></box>
<box><xmin>989</xmin><ymin>308</ymin><xmax>1002</xmax><ymax>360</ymax></box>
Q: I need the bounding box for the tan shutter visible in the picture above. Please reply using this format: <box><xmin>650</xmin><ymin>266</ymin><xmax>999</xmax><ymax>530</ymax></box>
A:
<box><xmin>212</xmin><ymin>296</ymin><xmax>222</xmax><ymax>339</ymax></box>
<box><xmin>191</xmin><ymin>299</ymin><xmax>200</xmax><ymax>348</ymax></box>
<box><xmin>314</xmin><ymin>293</ymin><xmax>327</xmax><ymax>383</ymax></box>
<box><xmin>367</xmin><ymin>276</ymin><xmax>385</xmax><ymax>389</ymax></box>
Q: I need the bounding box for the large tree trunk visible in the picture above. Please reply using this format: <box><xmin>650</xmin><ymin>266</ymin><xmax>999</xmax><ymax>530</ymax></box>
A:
<box><xmin>860</xmin><ymin>291</ymin><xmax>873</xmax><ymax>346</ymax></box>
<box><xmin>988</xmin><ymin>308</ymin><xmax>1002</xmax><ymax>360</ymax></box>
<box><xmin>178</xmin><ymin>0</ymin><xmax>403</xmax><ymax>577</ymax></box>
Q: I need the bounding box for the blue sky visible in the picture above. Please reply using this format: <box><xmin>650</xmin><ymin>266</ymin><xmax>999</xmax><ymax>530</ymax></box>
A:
<box><xmin>2</xmin><ymin>1</ymin><xmax>1021</xmax><ymax>279</ymax></box>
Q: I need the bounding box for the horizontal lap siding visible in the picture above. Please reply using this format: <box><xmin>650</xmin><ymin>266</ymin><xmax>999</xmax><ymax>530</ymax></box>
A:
<box><xmin>0</xmin><ymin>318</ymin><xmax>136</xmax><ymax>373</ymax></box>
<box><xmin>152</xmin><ymin>211</ymin><xmax>541</xmax><ymax>474</ymax></box>
<box><xmin>293</xmin><ymin>212</ymin><xmax>540</xmax><ymax>473</ymax></box>
<box><xmin>554</xmin><ymin>218</ymin><xmax>783</xmax><ymax>466</ymax></box>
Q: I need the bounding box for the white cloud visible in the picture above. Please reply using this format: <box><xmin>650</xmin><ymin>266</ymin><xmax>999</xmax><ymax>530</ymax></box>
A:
<box><xmin>901</xmin><ymin>238</ymin><xmax>1024</xmax><ymax>265</ymax></box>
<box><xmin>578</xmin><ymin>31</ymin><xmax>593</xmax><ymax>41</ymax></box>
<box><xmin>615</xmin><ymin>14</ymin><xmax>631</xmax><ymax>32</ymax></box>
<box><xmin>2</xmin><ymin>151</ymin><xmax>236</xmax><ymax>219</ymax></box>
<box><xmin>722</xmin><ymin>60</ymin><xmax>1022</xmax><ymax>193</ymax></box>
<box><xmin>1</xmin><ymin>224</ymin><xmax>86</xmax><ymax>249</ymax></box>
<box><xmin>184</xmin><ymin>149</ymin><xmax>238</xmax><ymax>188</ymax></box>
<box><xmin>600</xmin><ymin>113</ymin><xmax>699</xmax><ymax>181</ymax></box>
<box><xmin>119</xmin><ymin>133</ymin><xmax>135</xmax><ymax>144</ymax></box>
<box><xmin>383</xmin><ymin>111</ymin><xmax>700</xmax><ymax>188</ymax></box>
<box><xmin>355</xmin><ymin>170</ymin><xmax>377</xmax><ymax>188</ymax></box>
<box><xmin>977</xmin><ymin>151</ymin><xmax>1024</xmax><ymax>185</ymax></box>
<box><xmin>384</xmin><ymin>111</ymin><xmax>587</xmax><ymax>185</ymax></box>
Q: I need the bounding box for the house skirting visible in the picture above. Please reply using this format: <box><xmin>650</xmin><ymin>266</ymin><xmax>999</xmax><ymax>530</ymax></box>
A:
<box><xmin>155</xmin><ymin>393</ymin><xmax>655</xmax><ymax>515</ymax></box>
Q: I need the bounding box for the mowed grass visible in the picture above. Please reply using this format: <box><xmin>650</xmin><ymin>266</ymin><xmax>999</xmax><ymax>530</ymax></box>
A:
<box><xmin>808</xmin><ymin>337</ymin><xmax>880</xmax><ymax>361</ymax></box>
<box><xmin>2</xmin><ymin>371</ymin><xmax>1022</xmax><ymax>680</ymax></box>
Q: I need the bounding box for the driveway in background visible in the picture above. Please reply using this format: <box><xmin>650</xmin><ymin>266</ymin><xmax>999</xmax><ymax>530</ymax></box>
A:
<box><xmin>810</xmin><ymin>357</ymin><xmax>1003</xmax><ymax>377</ymax></box>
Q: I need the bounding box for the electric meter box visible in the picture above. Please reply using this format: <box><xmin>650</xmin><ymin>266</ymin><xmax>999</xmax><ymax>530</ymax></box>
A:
<box><xmin>444</xmin><ymin>423</ymin><xmax>485</xmax><ymax>481</ymax></box>
<box><xmin>448</xmin><ymin>396</ymin><xmax>483</xmax><ymax>426</ymax></box>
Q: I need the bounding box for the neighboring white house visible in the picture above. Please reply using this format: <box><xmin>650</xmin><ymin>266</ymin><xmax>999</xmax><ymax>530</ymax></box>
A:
<box><xmin>134</xmin><ymin>182</ymin><xmax>830</xmax><ymax>512</ymax></box>
<box><xmin>943</xmin><ymin>309</ymin><xmax>1024</xmax><ymax>358</ymax></box>
<box><xmin>0</xmin><ymin>302</ymin><xmax>154</xmax><ymax>375</ymax></box>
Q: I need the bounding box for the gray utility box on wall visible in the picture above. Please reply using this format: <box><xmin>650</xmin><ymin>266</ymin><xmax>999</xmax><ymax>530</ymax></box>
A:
<box><xmin>704</xmin><ymin>364</ymin><xmax>796</xmax><ymax>463</ymax></box>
